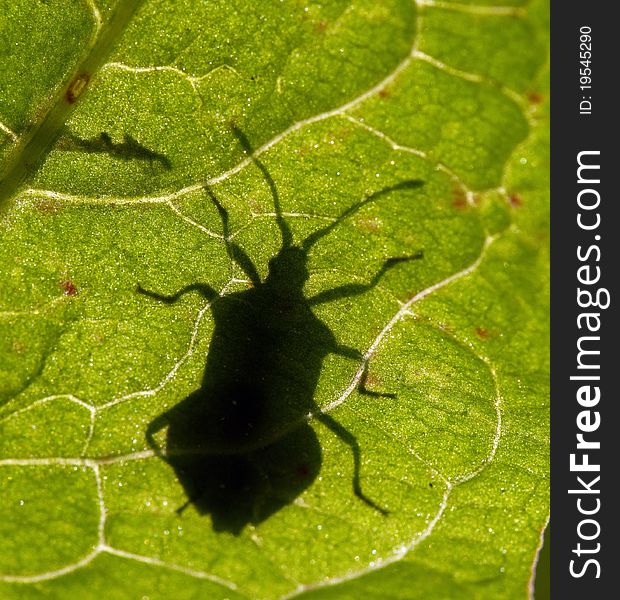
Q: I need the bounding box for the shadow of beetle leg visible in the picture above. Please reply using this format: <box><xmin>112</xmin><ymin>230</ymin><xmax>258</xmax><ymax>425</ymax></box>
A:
<box><xmin>147</xmin><ymin>411</ymin><xmax>200</xmax><ymax>515</ymax></box>
<box><xmin>302</xmin><ymin>181</ymin><xmax>424</xmax><ymax>253</ymax></box>
<box><xmin>146</xmin><ymin>412</ymin><xmax>171</xmax><ymax>455</ymax></box>
<box><xmin>136</xmin><ymin>282</ymin><xmax>219</xmax><ymax>304</ymax></box>
<box><xmin>308</xmin><ymin>252</ymin><xmax>423</xmax><ymax>307</ymax></box>
<box><xmin>176</xmin><ymin>497</ymin><xmax>193</xmax><ymax>515</ymax></box>
<box><xmin>315</xmin><ymin>412</ymin><xmax>389</xmax><ymax>515</ymax></box>
<box><xmin>231</xmin><ymin>126</ymin><xmax>293</xmax><ymax>249</ymax></box>
<box><xmin>205</xmin><ymin>186</ymin><xmax>263</xmax><ymax>287</ymax></box>
<box><xmin>358</xmin><ymin>360</ymin><xmax>396</xmax><ymax>399</ymax></box>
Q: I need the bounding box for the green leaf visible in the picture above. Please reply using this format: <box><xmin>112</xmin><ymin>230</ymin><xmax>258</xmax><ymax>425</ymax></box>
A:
<box><xmin>0</xmin><ymin>0</ymin><xmax>549</xmax><ymax>598</ymax></box>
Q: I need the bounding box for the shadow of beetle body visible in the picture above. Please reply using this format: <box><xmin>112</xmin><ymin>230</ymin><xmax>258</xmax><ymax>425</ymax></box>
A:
<box><xmin>139</xmin><ymin>129</ymin><xmax>423</xmax><ymax>533</ymax></box>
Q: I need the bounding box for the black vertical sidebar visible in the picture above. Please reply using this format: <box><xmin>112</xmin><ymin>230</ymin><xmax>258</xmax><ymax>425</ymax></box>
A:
<box><xmin>551</xmin><ymin>1</ymin><xmax>617</xmax><ymax>598</ymax></box>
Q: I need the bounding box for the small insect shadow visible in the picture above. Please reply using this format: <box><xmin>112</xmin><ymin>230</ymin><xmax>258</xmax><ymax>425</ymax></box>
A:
<box><xmin>57</xmin><ymin>131</ymin><xmax>172</xmax><ymax>171</ymax></box>
<box><xmin>138</xmin><ymin>128</ymin><xmax>423</xmax><ymax>534</ymax></box>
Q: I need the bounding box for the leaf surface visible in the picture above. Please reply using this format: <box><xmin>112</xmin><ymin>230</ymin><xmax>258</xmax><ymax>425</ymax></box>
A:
<box><xmin>0</xmin><ymin>1</ymin><xmax>549</xmax><ymax>598</ymax></box>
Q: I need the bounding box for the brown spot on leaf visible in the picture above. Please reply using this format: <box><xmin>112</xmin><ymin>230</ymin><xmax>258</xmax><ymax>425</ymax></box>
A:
<box><xmin>12</xmin><ymin>340</ymin><xmax>27</xmax><ymax>353</ymax></box>
<box><xmin>452</xmin><ymin>185</ymin><xmax>468</xmax><ymax>210</ymax></box>
<box><xmin>36</xmin><ymin>199</ymin><xmax>62</xmax><ymax>214</ymax></box>
<box><xmin>60</xmin><ymin>279</ymin><xmax>78</xmax><ymax>296</ymax></box>
<box><xmin>378</xmin><ymin>88</ymin><xmax>391</xmax><ymax>99</ymax></box>
<box><xmin>66</xmin><ymin>73</ymin><xmax>90</xmax><ymax>104</ymax></box>
<box><xmin>508</xmin><ymin>193</ymin><xmax>523</xmax><ymax>207</ymax></box>
<box><xmin>315</xmin><ymin>20</ymin><xmax>328</xmax><ymax>33</ymax></box>
<box><xmin>475</xmin><ymin>326</ymin><xmax>490</xmax><ymax>339</ymax></box>
<box><xmin>528</xmin><ymin>91</ymin><xmax>544</xmax><ymax>104</ymax></box>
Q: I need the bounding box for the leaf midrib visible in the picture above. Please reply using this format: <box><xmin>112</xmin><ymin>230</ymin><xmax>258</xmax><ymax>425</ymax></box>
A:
<box><xmin>0</xmin><ymin>0</ymin><xmax>144</xmax><ymax>215</ymax></box>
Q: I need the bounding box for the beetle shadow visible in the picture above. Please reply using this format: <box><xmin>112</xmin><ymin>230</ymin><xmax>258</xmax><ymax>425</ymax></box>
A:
<box><xmin>56</xmin><ymin>130</ymin><xmax>172</xmax><ymax>171</ymax></box>
<box><xmin>138</xmin><ymin>128</ymin><xmax>424</xmax><ymax>535</ymax></box>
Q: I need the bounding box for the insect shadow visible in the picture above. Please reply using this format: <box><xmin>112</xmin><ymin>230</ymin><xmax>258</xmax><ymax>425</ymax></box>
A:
<box><xmin>138</xmin><ymin>128</ymin><xmax>423</xmax><ymax>534</ymax></box>
<box><xmin>57</xmin><ymin>130</ymin><xmax>172</xmax><ymax>171</ymax></box>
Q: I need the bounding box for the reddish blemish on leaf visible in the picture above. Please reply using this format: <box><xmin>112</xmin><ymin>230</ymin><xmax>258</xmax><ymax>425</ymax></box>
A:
<box><xmin>315</xmin><ymin>20</ymin><xmax>328</xmax><ymax>33</ymax></box>
<box><xmin>475</xmin><ymin>326</ymin><xmax>489</xmax><ymax>339</ymax></box>
<box><xmin>36</xmin><ymin>199</ymin><xmax>62</xmax><ymax>214</ymax></box>
<box><xmin>452</xmin><ymin>196</ymin><xmax>467</xmax><ymax>210</ymax></box>
<box><xmin>508</xmin><ymin>193</ymin><xmax>523</xmax><ymax>207</ymax></box>
<box><xmin>528</xmin><ymin>91</ymin><xmax>544</xmax><ymax>104</ymax></box>
<box><xmin>452</xmin><ymin>185</ymin><xmax>468</xmax><ymax>210</ymax></box>
<box><xmin>66</xmin><ymin>73</ymin><xmax>90</xmax><ymax>104</ymax></box>
<box><xmin>378</xmin><ymin>88</ymin><xmax>391</xmax><ymax>99</ymax></box>
<box><xmin>60</xmin><ymin>279</ymin><xmax>78</xmax><ymax>296</ymax></box>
